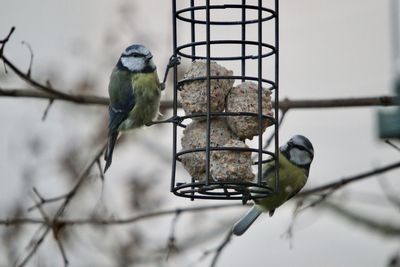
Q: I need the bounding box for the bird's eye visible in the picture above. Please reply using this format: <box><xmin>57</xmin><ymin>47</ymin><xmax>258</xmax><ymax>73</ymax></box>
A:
<box><xmin>132</xmin><ymin>53</ymin><xmax>144</xmax><ymax>58</ymax></box>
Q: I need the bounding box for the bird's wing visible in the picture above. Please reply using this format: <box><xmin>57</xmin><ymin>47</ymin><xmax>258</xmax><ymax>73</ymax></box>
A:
<box><xmin>104</xmin><ymin>72</ymin><xmax>136</xmax><ymax>172</ymax></box>
<box><xmin>108</xmin><ymin>73</ymin><xmax>136</xmax><ymax>132</ymax></box>
<box><xmin>262</xmin><ymin>163</ymin><xmax>276</xmax><ymax>184</ymax></box>
<box><xmin>286</xmin><ymin>173</ymin><xmax>308</xmax><ymax>201</ymax></box>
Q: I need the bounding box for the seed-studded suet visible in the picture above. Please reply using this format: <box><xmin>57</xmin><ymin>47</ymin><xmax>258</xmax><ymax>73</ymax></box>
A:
<box><xmin>180</xmin><ymin>60</ymin><xmax>233</xmax><ymax>119</ymax></box>
<box><xmin>226</xmin><ymin>81</ymin><xmax>273</xmax><ymax>140</ymax></box>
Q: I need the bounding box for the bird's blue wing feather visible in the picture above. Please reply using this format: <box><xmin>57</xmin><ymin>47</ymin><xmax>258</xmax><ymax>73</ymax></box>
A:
<box><xmin>108</xmin><ymin>78</ymin><xmax>136</xmax><ymax>130</ymax></box>
<box><xmin>104</xmin><ymin>75</ymin><xmax>136</xmax><ymax>172</ymax></box>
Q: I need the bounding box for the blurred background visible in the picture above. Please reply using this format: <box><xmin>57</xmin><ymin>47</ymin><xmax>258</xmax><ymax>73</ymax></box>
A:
<box><xmin>0</xmin><ymin>0</ymin><xmax>400</xmax><ymax>266</ymax></box>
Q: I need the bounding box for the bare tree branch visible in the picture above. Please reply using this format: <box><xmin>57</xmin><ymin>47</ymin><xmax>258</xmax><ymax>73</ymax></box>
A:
<box><xmin>298</xmin><ymin>160</ymin><xmax>400</xmax><ymax>197</ymax></box>
<box><xmin>2</xmin><ymin>161</ymin><xmax>400</xmax><ymax>228</ymax></box>
<box><xmin>0</xmin><ymin>204</ymin><xmax>243</xmax><ymax>227</ymax></box>
<box><xmin>0</xmin><ymin>87</ymin><xmax>109</xmax><ymax>105</ymax></box>
<box><xmin>0</xmin><ymin>26</ymin><xmax>15</xmax><ymax>56</ymax></box>
<box><xmin>14</xmin><ymin>142</ymin><xmax>107</xmax><ymax>266</ymax></box>
<box><xmin>320</xmin><ymin>200</ymin><xmax>400</xmax><ymax>237</ymax></box>
<box><xmin>60</xmin><ymin>203</ymin><xmax>242</xmax><ymax>226</ymax></box>
<box><xmin>279</xmin><ymin>96</ymin><xmax>399</xmax><ymax>109</ymax></box>
<box><xmin>1</xmin><ymin>87</ymin><xmax>399</xmax><ymax>110</ymax></box>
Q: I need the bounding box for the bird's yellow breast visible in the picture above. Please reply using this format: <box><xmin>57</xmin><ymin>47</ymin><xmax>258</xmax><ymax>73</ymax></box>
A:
<box><xmin>255</xmin><ymin>153</ymin><xmax>308</xmax><ymax>211</ymax></box>
<box><xmin>120</xmin><ymin>71</ymin><xmax>161</xmax><ymax>130</ymax></box>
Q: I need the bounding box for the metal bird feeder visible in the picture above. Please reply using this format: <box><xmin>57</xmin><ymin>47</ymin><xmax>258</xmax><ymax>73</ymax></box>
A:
<box><xmin>170</xmin><ymin>0</ymin><xmax>280</xmax><ymax>201</ymax></box>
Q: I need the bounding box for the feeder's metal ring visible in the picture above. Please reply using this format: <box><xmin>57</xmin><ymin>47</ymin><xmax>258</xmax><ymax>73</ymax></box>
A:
<box><xmin>177</xmin><ymin>75</ymin><xmax>276</xmax><ymax>91</ymax></box>
<box><xmin>176</xmin><ymin>4</ymin><xmax>276</xmax><ymax>25</ymax></box>
<box><xmin>176</xmin><ymin>146</ymin><xmax>276</xmax><ymax>165</ymax></box>
<box><xmin>172</xmin><ymin>181</ymin><xmax>273</xmax><ymax>200</ymax></box>
<box><xmin>174</xmin><ymin>112</ymin><xmax>276</xmax><ymax>128</ymax></box>
<box><xmin>177</xmin><ymin>40</ymin><xmax>275</xmax><ymax>61</ymax></box>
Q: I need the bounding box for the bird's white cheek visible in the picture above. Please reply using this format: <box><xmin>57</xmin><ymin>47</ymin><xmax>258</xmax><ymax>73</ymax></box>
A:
<box><xmin>148</xmin><ymin>59</ymin><xmax>156</xmax><ymax>69</ymax></box>
<box><xmin>121</xmin><ymin>57</ymin><xmax>142</xmax><ymax>72</ymax></box>
<box><xmin>290</xmin><ymin>148</ymin><xmax>311</xmax><ymax>166</ymax></box>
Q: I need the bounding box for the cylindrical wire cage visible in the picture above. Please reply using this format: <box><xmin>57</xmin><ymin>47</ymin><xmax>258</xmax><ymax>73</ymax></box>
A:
<box><xmin>170</xmin><ymin>0</ymin><xmax>279</xmax><ymax>201</ymax></box>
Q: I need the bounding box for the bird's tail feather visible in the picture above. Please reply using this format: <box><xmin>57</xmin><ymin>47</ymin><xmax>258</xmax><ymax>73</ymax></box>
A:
<box><xmin>104</xmin><ymin>132</ymin><xmax>118</xmax><ymax>173</ymax></box>
<box><xmin>232</xmin><ymin>205</ymin><xmax>263</xmax><ymax>236</ymax></box>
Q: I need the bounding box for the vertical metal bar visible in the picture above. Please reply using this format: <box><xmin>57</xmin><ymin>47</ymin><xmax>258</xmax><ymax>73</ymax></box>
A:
<box><xmin>189</xmin><ymin>0</ymin><xmax>196</xmax><ymax>200</ymax></box>
<box><xmin>171</xmin><ymin>0</ymin><xmax>178</xmax><ymax>192</ymax></box>
<box><xmin>257</xmin><ymin>0</ymin><xmax>263</xmax><ymax>185</ymax></box>
<box><xmin>241</xmin><ymin>0</ymin><xmax>246</xmax><ymax>81</ymax></box>
<box><xmin>190</xmin><ymin>0</ymin><xmax>196</xmax><ymax>60</ymax></box>
<box><xmin>274</xmin><ymin>0</ymin><xmax>280</xmax><ymax>192</ymax></box>
<box><xmin>205</xmin><ymin>0</ymin><xmax>211</xmax><ymax>186</ymax></box>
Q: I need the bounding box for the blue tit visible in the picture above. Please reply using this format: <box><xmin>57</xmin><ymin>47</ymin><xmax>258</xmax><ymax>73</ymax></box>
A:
<box><xmin>232</xmin><ymin>135</ymin><xmax>314</xmax><ymax>236</ymax></box>
<box><xmin>104</xmin><ymin>44</ymin><xmax>161</xmax><ymax>173</ymax></box>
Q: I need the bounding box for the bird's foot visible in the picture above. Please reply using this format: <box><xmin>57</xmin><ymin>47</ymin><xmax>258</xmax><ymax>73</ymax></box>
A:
<box><xmin>242</xmin><ymin>191</ymin><xmax>251</xmax><ymax>205</ymax></box>
<box><xmin>160</xmin><ymin>55</ymin><xmax>181</xmax><ymax>91</ymax></box>
<box><xmin>167</xmin><ymin>55</ymin><xmax>181</xmax><ymax>68</ymax></box>
<box><xmin>145</xmin><ymin>116</ymin><xmax>185</xmax><ymax>127</ymax></box>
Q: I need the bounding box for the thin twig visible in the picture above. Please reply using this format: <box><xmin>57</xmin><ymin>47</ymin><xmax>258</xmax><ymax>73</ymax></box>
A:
<box><xmin>2</xmin><ymin>204</ymin><xmax>243</xmax><ymax>227</ymax></box>
<box><xmin>15</xmin><ymin>226</ymin><xmax>51</xmax><ymax>267</ymax></box>
<box><xmin>41</xmin><ymin>99</ymin><xmax>54</xmax><ymax>121</ymax></box>
<box><xmin>53</xmin><ymin>141</ymin><xmax>108</xmax><ymax>219</ymax></box>
<box><xmin>60</xmin><ymin>203</ymin><xmax>242</xmax><ymax>226</ymax></box>
<box><xmin>166</xmin><ymin>210</ymin><xmax>181</xmax><ymax>260</ymax></box>
<box><xmin>16</xmin><ymin>142</ymin><xmax>107</xmax><ymax>266</ymax></box>
<box><xmin>96</xmin><ymin>158</ymin><xmax>105</xmax><ymax>182</ymax></box>
<box><xmin>55</xmin><ymin>234</ymin><xmax>69</xmax><ymax>267</ymax></box>
<box><xmin>15</xmin><ymin>194</ymin><xmax>53</xmax><ymax>267</ymax></box>
<box><xmin>33</xmin><ymin>189</ymin><xmax>69</xmax><ymax>266</ymax></box>
<box><xmin>298</xmin><ymin>160</ymin><xmax>400</xmax><ymax>197</ymax></box>
<box><xmin>378</xmin><ymin>178</ymin><xmax>400</xmax><ymax>212</ymax></box>
<box><xmin>0</xmin><ymin>26</ymin><xmax>15</xmax><ymax>56</ymax></box>
<box><xmin>209</xmin><ymin>231</ymin><xmax>233</xmax><ymax>267</ymax></box>
<box><xmin>21</xmin><ymin>41</ymin><xmax>34</xmax><ymax>78</ymax></box>
<box><xmin>385</xmin><ymin>140</ymin><xmax>400</xmax><ymax>152</ymax></box>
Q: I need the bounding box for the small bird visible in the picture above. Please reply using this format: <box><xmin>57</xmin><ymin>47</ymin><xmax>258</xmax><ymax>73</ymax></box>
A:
<box><xmin>232</xmin><ymin>135</ymin><xmax>314</xmax><ymax>236</ymax></box>
<box><xmin>104</xmin><ymin>44</ymin><xmax>161</xmax><ymax>173</ymax></box>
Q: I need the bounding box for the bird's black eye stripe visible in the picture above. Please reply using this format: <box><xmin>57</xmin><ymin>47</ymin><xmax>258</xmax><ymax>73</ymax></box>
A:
<box><xmin>122</xmin><ymin>52</ymin><xmax>144</xmax><ymax>58</ymax></box>
<box><xmin>294</xmin><ymin>145</ymin><xmax>306</xmax><ymax>151</ymax></box>
<box><xmin>288</xmin><ymin>142</ymin><xmax>314</xmax><ymax>158</ymax></box>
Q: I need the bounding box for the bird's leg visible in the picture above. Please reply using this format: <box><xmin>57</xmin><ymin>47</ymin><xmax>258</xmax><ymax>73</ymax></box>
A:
<box><xmin>242</xmin><ymin>191</ymin><xmax>251</xmax><ymax>205</ymax></box>
<box><xmin>145</xmin><ymin>115</ymin><xmax>185</xmax><ymax>127</ymax></box>
<box><xmin>160</xmin><ymin>55</ymin><xmax>181</xmax><ymax>91</ymax></box>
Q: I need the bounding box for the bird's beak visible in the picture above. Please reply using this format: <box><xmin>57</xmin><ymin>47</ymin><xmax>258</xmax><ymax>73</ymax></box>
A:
<box><xmin>145</xmin><ymin>53</ymin><xmax>153</xmax><ymax>62</ymax></box>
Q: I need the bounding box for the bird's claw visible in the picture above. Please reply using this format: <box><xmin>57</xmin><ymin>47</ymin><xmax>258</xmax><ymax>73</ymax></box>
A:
<box><xmin>145</xmin><ymin>116</ymin><xmax>185</xmax><ymax>127</ymax></box>
<box><xmin>167</xmin><ymin>55</ymin><xmax>181</xmax><ymax>68</ymax></box>
<box><xmin>160</xmin><ymin>83</ymin><xmax>166</xmax><ymax>90</ymax></box>
<box><xmin>241</xmin><ymin>189</ymin><xmax>252</xmax><ymax>205</ymax></box>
